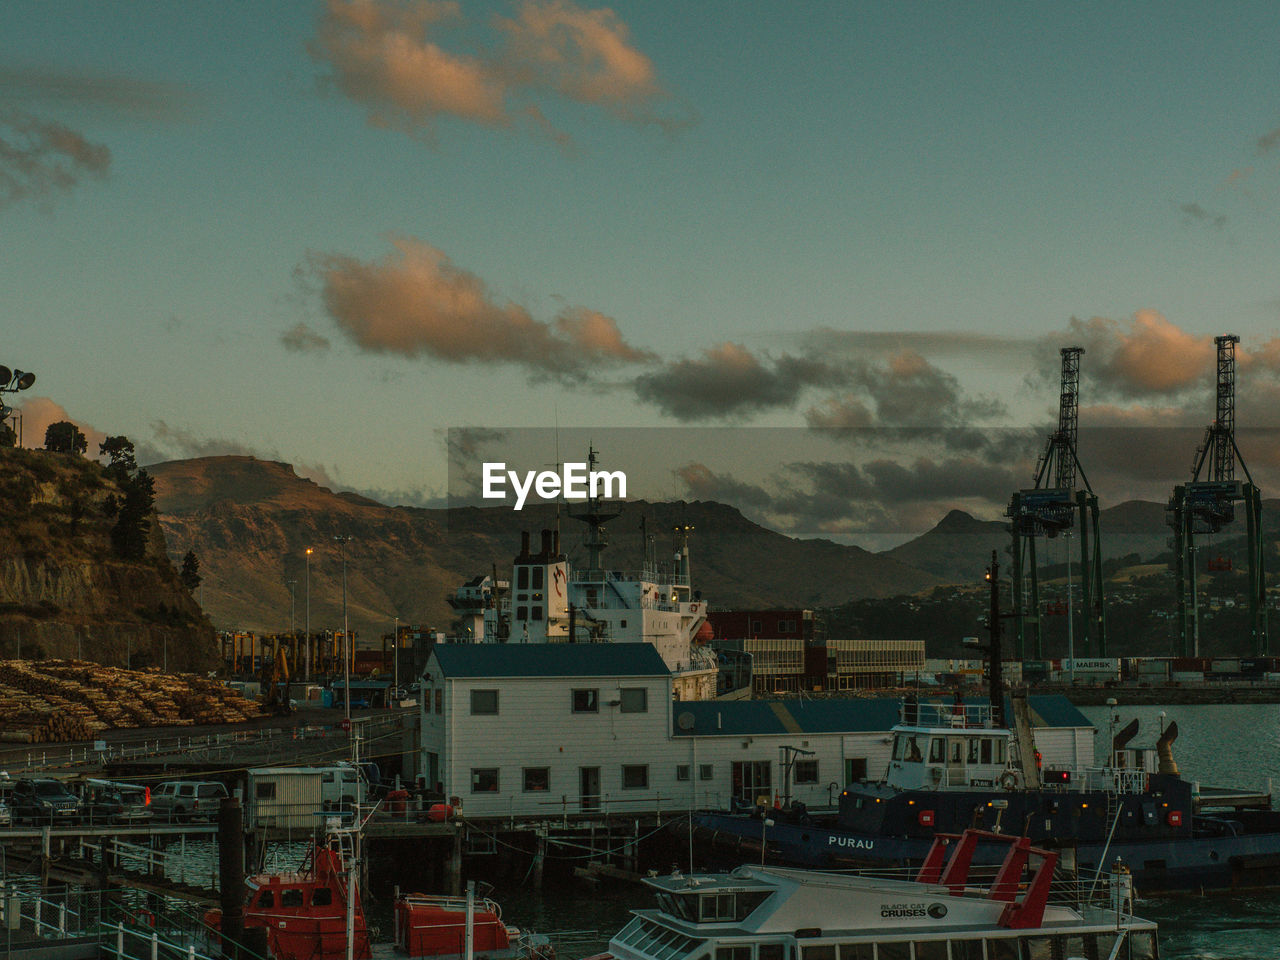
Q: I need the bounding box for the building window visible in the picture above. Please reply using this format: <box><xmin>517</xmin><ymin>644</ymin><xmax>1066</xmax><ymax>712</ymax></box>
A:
<box><xmin>255</xmin><ymin>781</ymin><xmax>276</xmax><ymax>800</ymax></box>
<box><xmin>572</xmin><ymin>688</ymin><xmax>599</xmax><ymax>713</ymax></box>
<box><xmin>620</xmin><ymin>619</ymin><xmax>627</xmax><ymax>628</ymax></box>
<box><xmin>470</xmin><ymin>689</ymin><xmax>499</xmax><ymax>715</ymax></box>
<box><xmin>699</xmin><ymin>764</ymin><xmax>714</xmax><ymax>781</ymax></box>
<box><xmin>523</xmin><ymin>767</ymin><xmax>550</xmax><ymax>792</ymax></box>
<box><xmin>531</xmin><ymin>606</ymin><xmax>543</xmax><ymax>621</ymax></box>
<box><xmin>622</xmin><ymin>765</ymin><xmax>649</xmax><ymax>789</ymax></box>
<box><xmin>619</xmin><ymin>687</ymin><xmax>647</xmax><ymax>713</ymax></box>
<box><xmin>676</xmin><ymin>765</ymin><xmax>691</xmax><ymax>781</ymax></box>
<box><xmin>517</xmin><ymin>567</ymin><xmax>529</xmax><ymax>589</ymax></box>
<box><xmin>516</xmin><ymin>606</ymin><xmax>527</xmax><ymax>620</ymax></box>
<box><xmin>749</xmin><ymin>619</ymin><xmax>762</xmax><ymax>634</ymax></box>
<box><xmin>533</xmin><ymin>567</ymin><xmax>544</xmax><ymax>589</ymax></box>
<box><xmin>778</xmin><ymin>619</ymin><xmax>797</xmax><ymax>633</ymax></box>
<box><xmin>471</xmin><ymin>768</ymin><xmax>499</xmax><ymax>793</ymax></box>
<box><xmin>434</xmin><ymin>688</ymin><xmax>442</xmax><ymax>714</ymax></box>
<box><xmin>794</xmin><ymin>760</ymin><xmax>819</xmax><ymax>784</ymax></box>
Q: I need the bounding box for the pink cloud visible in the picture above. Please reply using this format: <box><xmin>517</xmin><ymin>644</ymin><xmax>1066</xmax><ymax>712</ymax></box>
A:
<box><xmin>308</xmin><ymin>235</ymin><xmax>653</xmax><ymax>377</ymax></box>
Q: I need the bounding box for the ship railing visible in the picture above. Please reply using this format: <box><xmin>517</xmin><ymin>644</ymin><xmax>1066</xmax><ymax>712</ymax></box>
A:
<box><xmin>900</xmin><ymin>701</ymin><xmax>995</xmax><ymax>729</ymax></box>
<box><xmin>571</xmin><ymin>568</ymin><xmax>690</xmax><ymax>587</ymax></box>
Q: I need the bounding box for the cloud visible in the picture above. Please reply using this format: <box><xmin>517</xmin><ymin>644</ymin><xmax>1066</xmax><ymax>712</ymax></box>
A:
<box><xmin>0</xmin><ymin>68</ymin><xmax>198</xmax><ymax>121</ymax></box>
<box><xmin>311</xmin><ymin>0</ymin><xmax>691</xmax><ymax>144</ymax></box>
<box><xmin>0</xmin><ymin>109</ymin><xmax>110</xmax><ymax>209</ymax></box>
<box><xmin>1175</xmin><ymin>201</ymin><xmax>1227</xmax><ymax>230</ymax></box>
<box><xmin>281</xmin><ymin>322</ymin><xmax>332</xmax><ymax>353</ymax></box>
<box><xmin>634</xmin><ymin>343</ymin><xmax>850</xmax><ymax>421</ymax></box>
<box><xmin>13</xmin><ymin>398</ymin><xmax>107</xmax><ymax>455</ymax></box>
<box><xmin>1256</xmin><ymin>126</ymin><xmax>1280</xmax><ymax>154</ymax></box>
<box><xmin>306</xmin><ymin>235</ymin><xmax>653</xmax><ymax>378</ymax></box>
<box><xmin>675</xmin><ymin>456</ymin><xmax>1020</xmax><ymax>536</ymax></box>
<box><xmin>1061</xmin><ymin>311</ymin><xmax>1214</xmax><ymax>399</ymax></box>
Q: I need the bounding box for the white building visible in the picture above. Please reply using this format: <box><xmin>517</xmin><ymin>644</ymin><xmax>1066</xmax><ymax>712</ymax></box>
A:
<box><xmin>419</xmin><ymin>644</ymin><xmax>1097</xmax><ymax>821</ymax></box>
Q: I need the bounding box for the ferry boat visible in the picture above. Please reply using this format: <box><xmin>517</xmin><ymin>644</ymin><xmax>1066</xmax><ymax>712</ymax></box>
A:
<box><xmin>694</xmin><ymin>694</ymin><xmax>1280</xmax><ymax>892</ymax></box>
<box><xmin>208</xmin><ymin>840</ymin><xmax>552</xmax><ymax>960</ymax></box>
<box><xmin>595</xmin><ymin>828</ymin><xmax>1158</xmax><ymax>960</ymax></box>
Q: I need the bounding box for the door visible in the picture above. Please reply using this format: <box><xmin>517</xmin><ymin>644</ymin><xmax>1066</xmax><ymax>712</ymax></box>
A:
<box><xmin>580</xmin><ymin>766</ymin><xmax>600</xmax><ymax>812</ymax></box>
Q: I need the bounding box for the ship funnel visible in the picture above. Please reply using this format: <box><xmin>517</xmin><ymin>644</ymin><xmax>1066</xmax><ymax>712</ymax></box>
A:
<box><xmin>1111</xmin><ymin>718</ymin><xmax>1139</xmax><ymax>760</ymax></box>
<box><xmin>540</xmin><ymin>529</ymin><xmax>553</xmax><ymax>555</ymax></box>
<box><xmin>520</xmin><ymin>531</ymin><xmax>531</xmax><ymax>557</ymax></box>
<box><xmin>1156</xmin><ymin>721</ymin><xmax>1180</xmax><ymax>776</ymax></box>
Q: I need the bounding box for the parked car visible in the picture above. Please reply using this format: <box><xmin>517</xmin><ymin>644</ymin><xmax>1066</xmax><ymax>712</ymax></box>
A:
<box><xmin>76</xmin><ymin>779</ymin><xmax>153</xmax><ymax>823</ymax></box>
<box><xmin>151</xmin><ymin>780</ymin><xmax>229</xmax><ymax>821</ymax></box>
<box><xmin>12</xmin><ymin>778</ymin><xmax>80</xmax><ymax>823</ymax></box>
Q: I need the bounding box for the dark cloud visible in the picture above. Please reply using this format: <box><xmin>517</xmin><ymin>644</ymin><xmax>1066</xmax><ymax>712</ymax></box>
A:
<box><xmin>1175</xmin><ymin>201</ymin><xmax>1227</xmax><ymax>230</ymax></box>
<box><xmin>0</xmin><ymin>69</ymin><xmax>198</xmax><ymax>121</ymax></box>
<box><xmin>634</xmin><ymin>343</ymin><xmax>850</xmax><ymax>421</ymax></box>
<box><xmin>281</xmin><ymin>323</ymin><xmax>331</xmax><ymax>353</ymax></box>
<box><xmin>0</xmin><ymin>109</ymin><xmax>109</xmax><ymax>209</ymax></box>
<box><xmin>675</xmin><ymin>454</ymin><xmax>1020</xmax><ymax>537</ymax></box>
<box><xmin>1256</xmin><ymin>127</ymin><xmax>1280</xmax><ymax>154</ymax></box>
<box><xmin>306</xmin><ymin>235</ymin><xmax>653</xmax><ymax>380</ymax></box>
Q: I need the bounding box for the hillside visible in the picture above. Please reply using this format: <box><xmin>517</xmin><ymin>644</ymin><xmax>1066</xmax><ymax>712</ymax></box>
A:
<box><xmin>149</xmin><ymin>456</ymin><xmax>947</xmax><ymax>638</ymax></box>
<box><xmin>0</xmin><ymin>447</ymin><xmax>217</xmax><ymax>670</ymax></box>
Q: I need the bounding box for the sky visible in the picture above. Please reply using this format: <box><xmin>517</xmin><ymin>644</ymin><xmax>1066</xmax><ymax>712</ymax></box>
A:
<box><xmin>5</xmin><ymin>1</ymin><xmax>1280</xmax><ymax>547</ymax></box>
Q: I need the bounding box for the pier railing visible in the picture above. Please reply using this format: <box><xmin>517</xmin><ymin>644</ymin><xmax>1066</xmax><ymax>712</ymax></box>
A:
<box><xmin>0</xmin><ymin>882</ymin><xmax>271</xmax><ymax>960</ymax></box>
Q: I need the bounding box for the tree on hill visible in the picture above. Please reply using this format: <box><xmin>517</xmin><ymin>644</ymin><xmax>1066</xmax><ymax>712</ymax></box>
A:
<box><xmin>44</xmin><ymin>420</ymin><xmax>87</xmax><ymax>454</ymax></box>
<box><xmin>99</xmin><ymin>435</ymin><xmax>137</xmax><ymax>480</ymax></box>
<box><xmin>0</xmin><ymin>421</ymin><xmax>14</xmax><ymax>447</ymax></box>
<box><xmin>110</xmin><ymin>469</ymin><xmax>156</xmax><ymax>560</ymax></box>
<box><xmin>180</xmin><ymin>550</ymin><xmax>202</xmax><ymax>591</ymax></box>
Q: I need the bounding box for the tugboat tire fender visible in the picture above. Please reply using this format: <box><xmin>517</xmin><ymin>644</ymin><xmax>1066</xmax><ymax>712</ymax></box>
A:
<box><xmin>999</xmin><ymin>772</ymin><xmax>1018</xmax><ymax>791</ymax></box>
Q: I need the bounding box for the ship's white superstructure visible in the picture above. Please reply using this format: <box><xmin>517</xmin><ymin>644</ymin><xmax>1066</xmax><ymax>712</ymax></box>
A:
<box><xmin>451</xmin><ymin>449</ymin><xmax>717</xmax><ymax>699</ymax></box>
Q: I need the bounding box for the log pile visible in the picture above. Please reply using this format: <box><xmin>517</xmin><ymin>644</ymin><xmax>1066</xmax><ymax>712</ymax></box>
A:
<box><xmin>0</xmin><ymin>659</ymin><xmax>268</xmax><ymax>743</ymax></box>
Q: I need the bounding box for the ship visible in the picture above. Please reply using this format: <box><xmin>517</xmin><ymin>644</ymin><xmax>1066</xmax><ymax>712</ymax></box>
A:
<box><xmin>450</xmin><ymin>447</ymin><xmax>718</xmax><ymax>700</ymax></box>
<box><xmin>208</xmin><ymin>838</ymin><xmax>553</xmax><ymax>960</ymax></box>
<box><xmin>588</xmin><ymin>828</ymin><xmax>1158</xmax><ymax>960</ymax></box>
<box><xmin>692</xmin><ymin>552</ymin><xmax>1280</xmax><ymax>892</ymax></box>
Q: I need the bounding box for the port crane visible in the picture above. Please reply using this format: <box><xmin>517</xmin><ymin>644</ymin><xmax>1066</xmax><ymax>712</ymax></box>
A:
<box><xmin>1165</xmin><ymin>334</ymin><xmax>1266</xmax><ymax>656</ymax></box>
<box><xmin>1006</xmin><ymin>347</ymin><xmax>1107</xmax><ymax>658</ymax></box>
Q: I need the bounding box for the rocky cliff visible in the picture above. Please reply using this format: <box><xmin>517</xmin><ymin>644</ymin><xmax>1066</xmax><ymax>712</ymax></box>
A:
<box><xmin>0</xmin><ymin>447</ymin><xmax>217</xmax><ymax>670</ymax></box>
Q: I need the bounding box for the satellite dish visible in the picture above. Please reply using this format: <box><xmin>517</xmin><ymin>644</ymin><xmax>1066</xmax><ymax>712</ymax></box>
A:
<box><xmin>677</xmin><ymin>711</ymin><xmax>695</xmax><ymax>731</ymax></box>
<box><xmin>14</xmin><ymin>372</ymin><xmax>34</xmax><ymax>390</ymax></box>
<box><xmin>0</xmin><ymin>366</ymin><xmax>10</xmax><ymax>387</ymax></box>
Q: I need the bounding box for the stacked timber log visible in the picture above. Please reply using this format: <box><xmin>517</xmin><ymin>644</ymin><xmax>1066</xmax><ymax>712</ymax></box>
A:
<box><xmin>0</xmin><ymin>659</ymin><xmax>269</xmax><ymax>743</ymax></box>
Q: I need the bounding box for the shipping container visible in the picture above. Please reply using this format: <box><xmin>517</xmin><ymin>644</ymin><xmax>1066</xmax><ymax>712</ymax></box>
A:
<box><xmin>1136</xmin><ymin>660</ymin><xmax>1171</xmax><ymax>677</ymax></box>
<box><xmin>1172</xmin><ymin>657</ymin><xmax>1210</xmax><ymax>672</ymax></box>
<box><xmin>1210</xmin><ymin>658</ymin><xmax>1241</xmax><ymax>674</ymax></box>
<box><xmin>1171</xmin><ymin>671</ymin><xmax>1205</xmax><ymax>683</ymax></box>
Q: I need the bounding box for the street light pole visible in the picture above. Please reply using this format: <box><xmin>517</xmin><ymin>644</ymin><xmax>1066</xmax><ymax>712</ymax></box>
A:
<box><xmin>288</xmin><ymin>579</ymin><xmax>297</xmax><ymax>640</ymax></box>
<box><xmin>334</xmin><ymin>535</ymin><xmax>353</xmax><ymax>726</ymax></box>
<box><xmin>393</xmin><ymin>615</ymin><xmax>400</xmax><ymax>699</ymax></box>
<box><xmin>305</xmin><ymin>547</ymin><xmax>313</xmax><ymax>679</ymax></box>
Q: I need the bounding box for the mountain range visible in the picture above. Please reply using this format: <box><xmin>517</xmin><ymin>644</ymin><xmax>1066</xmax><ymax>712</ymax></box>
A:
<box><xmin>149</xmin><ymin>455</ymin><xmax>1272</xmax><ymax>641</ymax></box>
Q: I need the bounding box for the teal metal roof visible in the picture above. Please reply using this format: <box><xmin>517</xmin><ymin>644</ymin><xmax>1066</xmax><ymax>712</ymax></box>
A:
<box><xmin>428</xmin><ymin>642</ymin><xmax>670</xmax><ymax>679</ymax></box>
<box><xmin>671</xmin><ymin>695</ymin><xmax>1091</xmax><ymax>737</ymax></box>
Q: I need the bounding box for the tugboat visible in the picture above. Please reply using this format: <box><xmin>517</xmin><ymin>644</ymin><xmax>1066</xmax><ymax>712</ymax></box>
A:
<box><xmin>208</xmin><ymin>839</ymin><xmax>552</xmax><ymax>960</ymax></box>
<box><xmin>694</xmin><ymin>553</ymin><xmax>1280</xmax><ymax>892</ymax></box>
<box><xmin>592</xmin><ymin>828</ymin><xmax>1158</xmax><ymax>960</ymax></box>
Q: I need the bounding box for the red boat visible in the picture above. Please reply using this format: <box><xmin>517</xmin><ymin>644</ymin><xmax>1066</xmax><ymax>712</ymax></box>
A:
<box><xmin>209</xmin><ymin>841</ymin><xmax>552</xmax><ymax>960</ymax></box>
<box><xmin>208</xmin><ymin>842</ymin><xmax>372</xmax><ymax>960</ymax></box>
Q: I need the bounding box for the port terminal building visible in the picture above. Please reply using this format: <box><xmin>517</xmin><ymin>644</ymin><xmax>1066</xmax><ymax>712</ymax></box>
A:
<box><xmin>418</xmin><ymin>643</ymin><xmax>1092</xmax><ymax>822</ymax></box>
